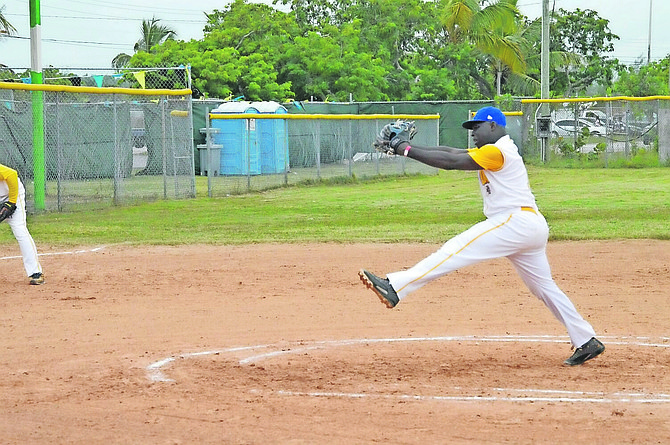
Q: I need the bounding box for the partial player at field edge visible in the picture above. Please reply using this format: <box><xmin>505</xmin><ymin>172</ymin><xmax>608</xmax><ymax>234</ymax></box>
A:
<box><xmin>0</xmin><ymin>163</ymin><xmax>45</xmax><ymax>285</ymax></box>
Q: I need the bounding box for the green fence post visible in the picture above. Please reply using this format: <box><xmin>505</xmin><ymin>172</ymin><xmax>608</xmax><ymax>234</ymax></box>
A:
<box><xmin>30</xmin><ymin>0</ymin><xmax>45</xmax><ymax>210</ymax></box>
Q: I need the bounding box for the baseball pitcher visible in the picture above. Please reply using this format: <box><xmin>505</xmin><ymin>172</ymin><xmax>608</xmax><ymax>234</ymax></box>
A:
<box><xmin>360</xmin><ymin>107</ymin><xmax>604</xmax><ymax>366</ymax></box>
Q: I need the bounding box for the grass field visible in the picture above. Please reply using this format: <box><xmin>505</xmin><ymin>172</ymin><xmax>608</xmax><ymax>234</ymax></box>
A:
<box><xmin>1</xmin><ymin>167</ymin><xmax>668</xmax><ymax>246</ymax></box>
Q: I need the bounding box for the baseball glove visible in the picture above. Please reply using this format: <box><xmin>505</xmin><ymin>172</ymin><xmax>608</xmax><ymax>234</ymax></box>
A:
<box><xmin>372</xmin><ymin>136</ymin><xmax>394</xmax><ymax>155</ymax></box>
<box><xmin>0</xmin><ymin>201</ymin><xmax>16</xmax><ymax>223</ymax></box>
<box><xmin>372</xmin><ymin>119</ymin><xmax>417</xmax><ymax>155</ymax></box>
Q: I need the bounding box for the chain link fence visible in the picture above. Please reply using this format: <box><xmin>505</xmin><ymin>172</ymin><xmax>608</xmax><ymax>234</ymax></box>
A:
<box><xmin>519</xmin><ymin>98</ymin><xmax>669</xmax><ymax>166</ymax></box>
<box><xmin>1</xmin><ymin>79</ymin><xmax>668</xmax><ymax>213</ymax></box>
<box><xmin>0</xmin><ymin>67</ymin><xmax>194</xmax><ymax>212</ymax></box>
<box><xmin>197</xmin><ymin>109</ymin><xmax>441</xmax><ymax>196</ymax></box>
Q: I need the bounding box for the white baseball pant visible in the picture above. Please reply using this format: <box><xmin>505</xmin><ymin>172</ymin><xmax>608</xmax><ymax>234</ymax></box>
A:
<box><xmin>387</xmin><ymin>208</ymin><xmax>596</xmax><ymax>348</ymax></box>
<box><xmin>6</xmin><ymin>187</ymin><xmax>42</xmax><ymax>277</ymax></box>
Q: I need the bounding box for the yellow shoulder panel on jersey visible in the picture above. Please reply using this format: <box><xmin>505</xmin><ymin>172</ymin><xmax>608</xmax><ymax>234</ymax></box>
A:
<box><xmin>0</xmin><ymin>164</ymin><xmax>19</xmax><ymax>203</ymax></box>
<box><xmin>467</xmin><ymin>144</ymin><xmax>504</xmax><ymax>171</ymax></box>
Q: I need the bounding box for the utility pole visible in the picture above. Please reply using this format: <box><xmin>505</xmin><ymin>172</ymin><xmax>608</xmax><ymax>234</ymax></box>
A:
<box><xmin>647</xmin><ymin>0</ymin><xmax>652</xmax><ymax>64</ymax></box>
<box><xmin>541</xmin><ymin>0</ymin><xmax>550</xmax><ymax>103</ymax></box>
<box><xmin>539</xmin><ymin>0</ymin><xmax>551</xmax><ymax>162</ymax></box>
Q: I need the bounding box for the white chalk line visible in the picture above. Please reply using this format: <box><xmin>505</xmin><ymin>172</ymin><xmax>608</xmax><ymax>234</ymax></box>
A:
<box><xmin>0</xmin><ymin>246</ymin><xmax>105</xmax><ymax>260</ymax></box>
<box><xmin>146</xmin><ymin>345</ymin><xmax>272</xmax><ymax>382</ymax></box>
<box><xmin>237</xmin><ymin>335</ymin><xmax>670</xmax><ymax>365</ymax></box>
<box><xmin>146</xmin><ymin>335</ymin><xmax>670</xmax><ymax>404</ymax></box>
<box><xmin>265</xmin><ymin>389</ymin><xmax>670</xmax><ymax>404</ymax></box>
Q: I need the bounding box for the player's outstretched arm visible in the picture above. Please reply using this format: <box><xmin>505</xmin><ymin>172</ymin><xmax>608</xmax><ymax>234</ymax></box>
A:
<box><xmin>396</xmin><ymin>142</ymin><xmax>481</xmax><ymax>171</ymax></box>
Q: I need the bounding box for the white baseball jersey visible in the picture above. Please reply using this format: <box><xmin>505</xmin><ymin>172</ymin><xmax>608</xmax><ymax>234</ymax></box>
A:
<box><xmin>386</xmin><ymin>135</ymin><xmax>597</xmax><ymax>348</ymax></box>
<box><xmin>468</xmin><ymin>135</ymin><xmax>538</xmax><ymax>217</ymax></box>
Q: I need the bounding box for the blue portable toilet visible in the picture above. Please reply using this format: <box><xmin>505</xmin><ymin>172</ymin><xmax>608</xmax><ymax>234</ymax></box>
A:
<box><xmin>252</xmin><ymin>101</ymin><xmax>289</xmax><ymax>174</ymax></box>
<box><xmin>211</xmin><ymin>102</ymin><xmax>261</xmax><ymax>175</ymax></box>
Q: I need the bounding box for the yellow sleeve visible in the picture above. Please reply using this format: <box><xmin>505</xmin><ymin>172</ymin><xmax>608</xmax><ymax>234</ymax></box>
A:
<box><xmin>0</xmin><ymin>164</ymin><xmax>19</xmax><ymax>203</ymax></box>
<box><xmin>467</xmin><ymin>144</ymin><xmax>504</xmax><ymax>171</ymax></box>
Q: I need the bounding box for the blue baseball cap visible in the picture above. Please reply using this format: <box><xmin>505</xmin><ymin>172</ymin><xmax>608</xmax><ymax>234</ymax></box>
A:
<box><xmin>462</xmin><ymin>106</ymin><xmax>507</xmax><ymax>129</ymax></box>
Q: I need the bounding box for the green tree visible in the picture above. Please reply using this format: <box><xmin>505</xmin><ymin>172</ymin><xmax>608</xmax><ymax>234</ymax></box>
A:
<box><xmin>502</xmin><ymin>16</ymin><xmax>582</xmax><ymax>97</ymax></box>
<box><xmin>400</xmin><ymin>38</ymin><xmax>483</xmax><ymax>100</ymax></box>
<box><xmin>278</xmin><ymin>21</ymin><xmax>390</xmax><ymax>101</ymax></box>
<box><xmin>281</xmin><ymin>0</ymin><xmax>436</xmax><ymax>66</ymax></box>
<box><xmin>197</xmin><ymin>0</ymin><xmax>297</xmax><ymax>99</ymax></box>
<box><xmin>612</xmin><ymin>57</ymin><xmax>670</xmax><ymax>97</ymax></box>
<box><xmin>120</xmin><ymin>0</ymin><xmax>537</xmax><ymax>101</ymax></box>
<box><xmin>438</xmin><ymin>0</ymin><xmax>525</xmax><ymax>98</ymax></box>
<box><xmin>549</xmin><ymin>8</ymin><xmax>620</xmax><ymax>96</ymax></box>
<box><xmin>129</xmin><ymin>1</ymin><xmax>294</xmax><ymax>100</ymax></box>
<box><xmin>281</xmin><ymin>0</ymin><xmax>481</xmax><ymax>100</ymax></box>
<box><xmin>112</xmin><ymin>17</ymin><xmax>176</xmax><ymax>69</ymax></box>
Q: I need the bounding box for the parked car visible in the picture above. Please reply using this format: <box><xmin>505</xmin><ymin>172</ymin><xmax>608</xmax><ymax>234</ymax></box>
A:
<box><xmin>551</xmin><ymin>118</ymin><xmax>607</xmax><ymax>137</ymax></box>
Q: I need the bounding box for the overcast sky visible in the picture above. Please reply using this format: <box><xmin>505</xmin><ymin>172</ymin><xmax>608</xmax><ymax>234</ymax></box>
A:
<box><xmin>0</xmin><ymin>0</ymin><xmax>667</xmax><ymax>73</ymax></box>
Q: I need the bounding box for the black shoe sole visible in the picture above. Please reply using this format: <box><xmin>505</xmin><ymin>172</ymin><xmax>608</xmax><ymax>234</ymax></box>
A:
<box><xmin>358</xmin><ymin>270</ymin><xmax>396</xmax><ymax>308</ymax></box>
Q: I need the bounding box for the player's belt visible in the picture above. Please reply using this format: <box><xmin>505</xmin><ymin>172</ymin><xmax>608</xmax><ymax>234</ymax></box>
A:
<box><xmin>521</xmin><ymin>206</ymin><xmax>537</xmax><ymax>214</ymax></box>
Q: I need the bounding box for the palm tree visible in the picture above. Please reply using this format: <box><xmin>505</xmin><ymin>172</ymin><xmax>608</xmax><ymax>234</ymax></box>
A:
<box><xmin>1</xmin><ymin>5</ymin><xmax>17</xmax><ymax>70</ymax></box>
<box><xmin>439</xmin><ymin>0</ymin><xmax>525</xmax><ymax>97</ymax></box>
<box><xmin>0</xmin><ymin>5</ymin><xmax>17</xmax><ymax>36</ymax></box>
<box><xmin>502</xmin><ymin>17</ymin><xmax>582</xmax><ymax>97</ymax></box>
<box><xmin>112</xmin><ymin>17</ymin><xmax>176</xmax><ymax>69</ymax></box>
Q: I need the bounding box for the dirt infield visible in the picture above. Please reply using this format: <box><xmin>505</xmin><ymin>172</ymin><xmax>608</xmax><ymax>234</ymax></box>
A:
<box><xmin>1</xmin><ymin>241</ymin><xmax>669</xmax><ymax>444</ymax></box>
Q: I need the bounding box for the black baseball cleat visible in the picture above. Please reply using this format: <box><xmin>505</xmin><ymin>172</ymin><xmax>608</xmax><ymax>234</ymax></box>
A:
<box><xmin>29</xmin><ymin>272</ymin><xmax>45</xmax><ymax>285</ymax></box>
<box><xmin>564</xmin><ymin>337</ymin><xmax>605</xmax><ymax>366</ymax></box>
<box><xmin>358</xmin><ymin>269</ymin><xmax>399</xmax><ymax>308</ymax></box>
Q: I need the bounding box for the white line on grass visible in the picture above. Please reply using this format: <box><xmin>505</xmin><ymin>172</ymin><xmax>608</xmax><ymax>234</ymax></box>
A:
<box><xmin>0</xmin><ymin>246</ymin><xmax>105</xmax><ymax>260</ymax></box>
